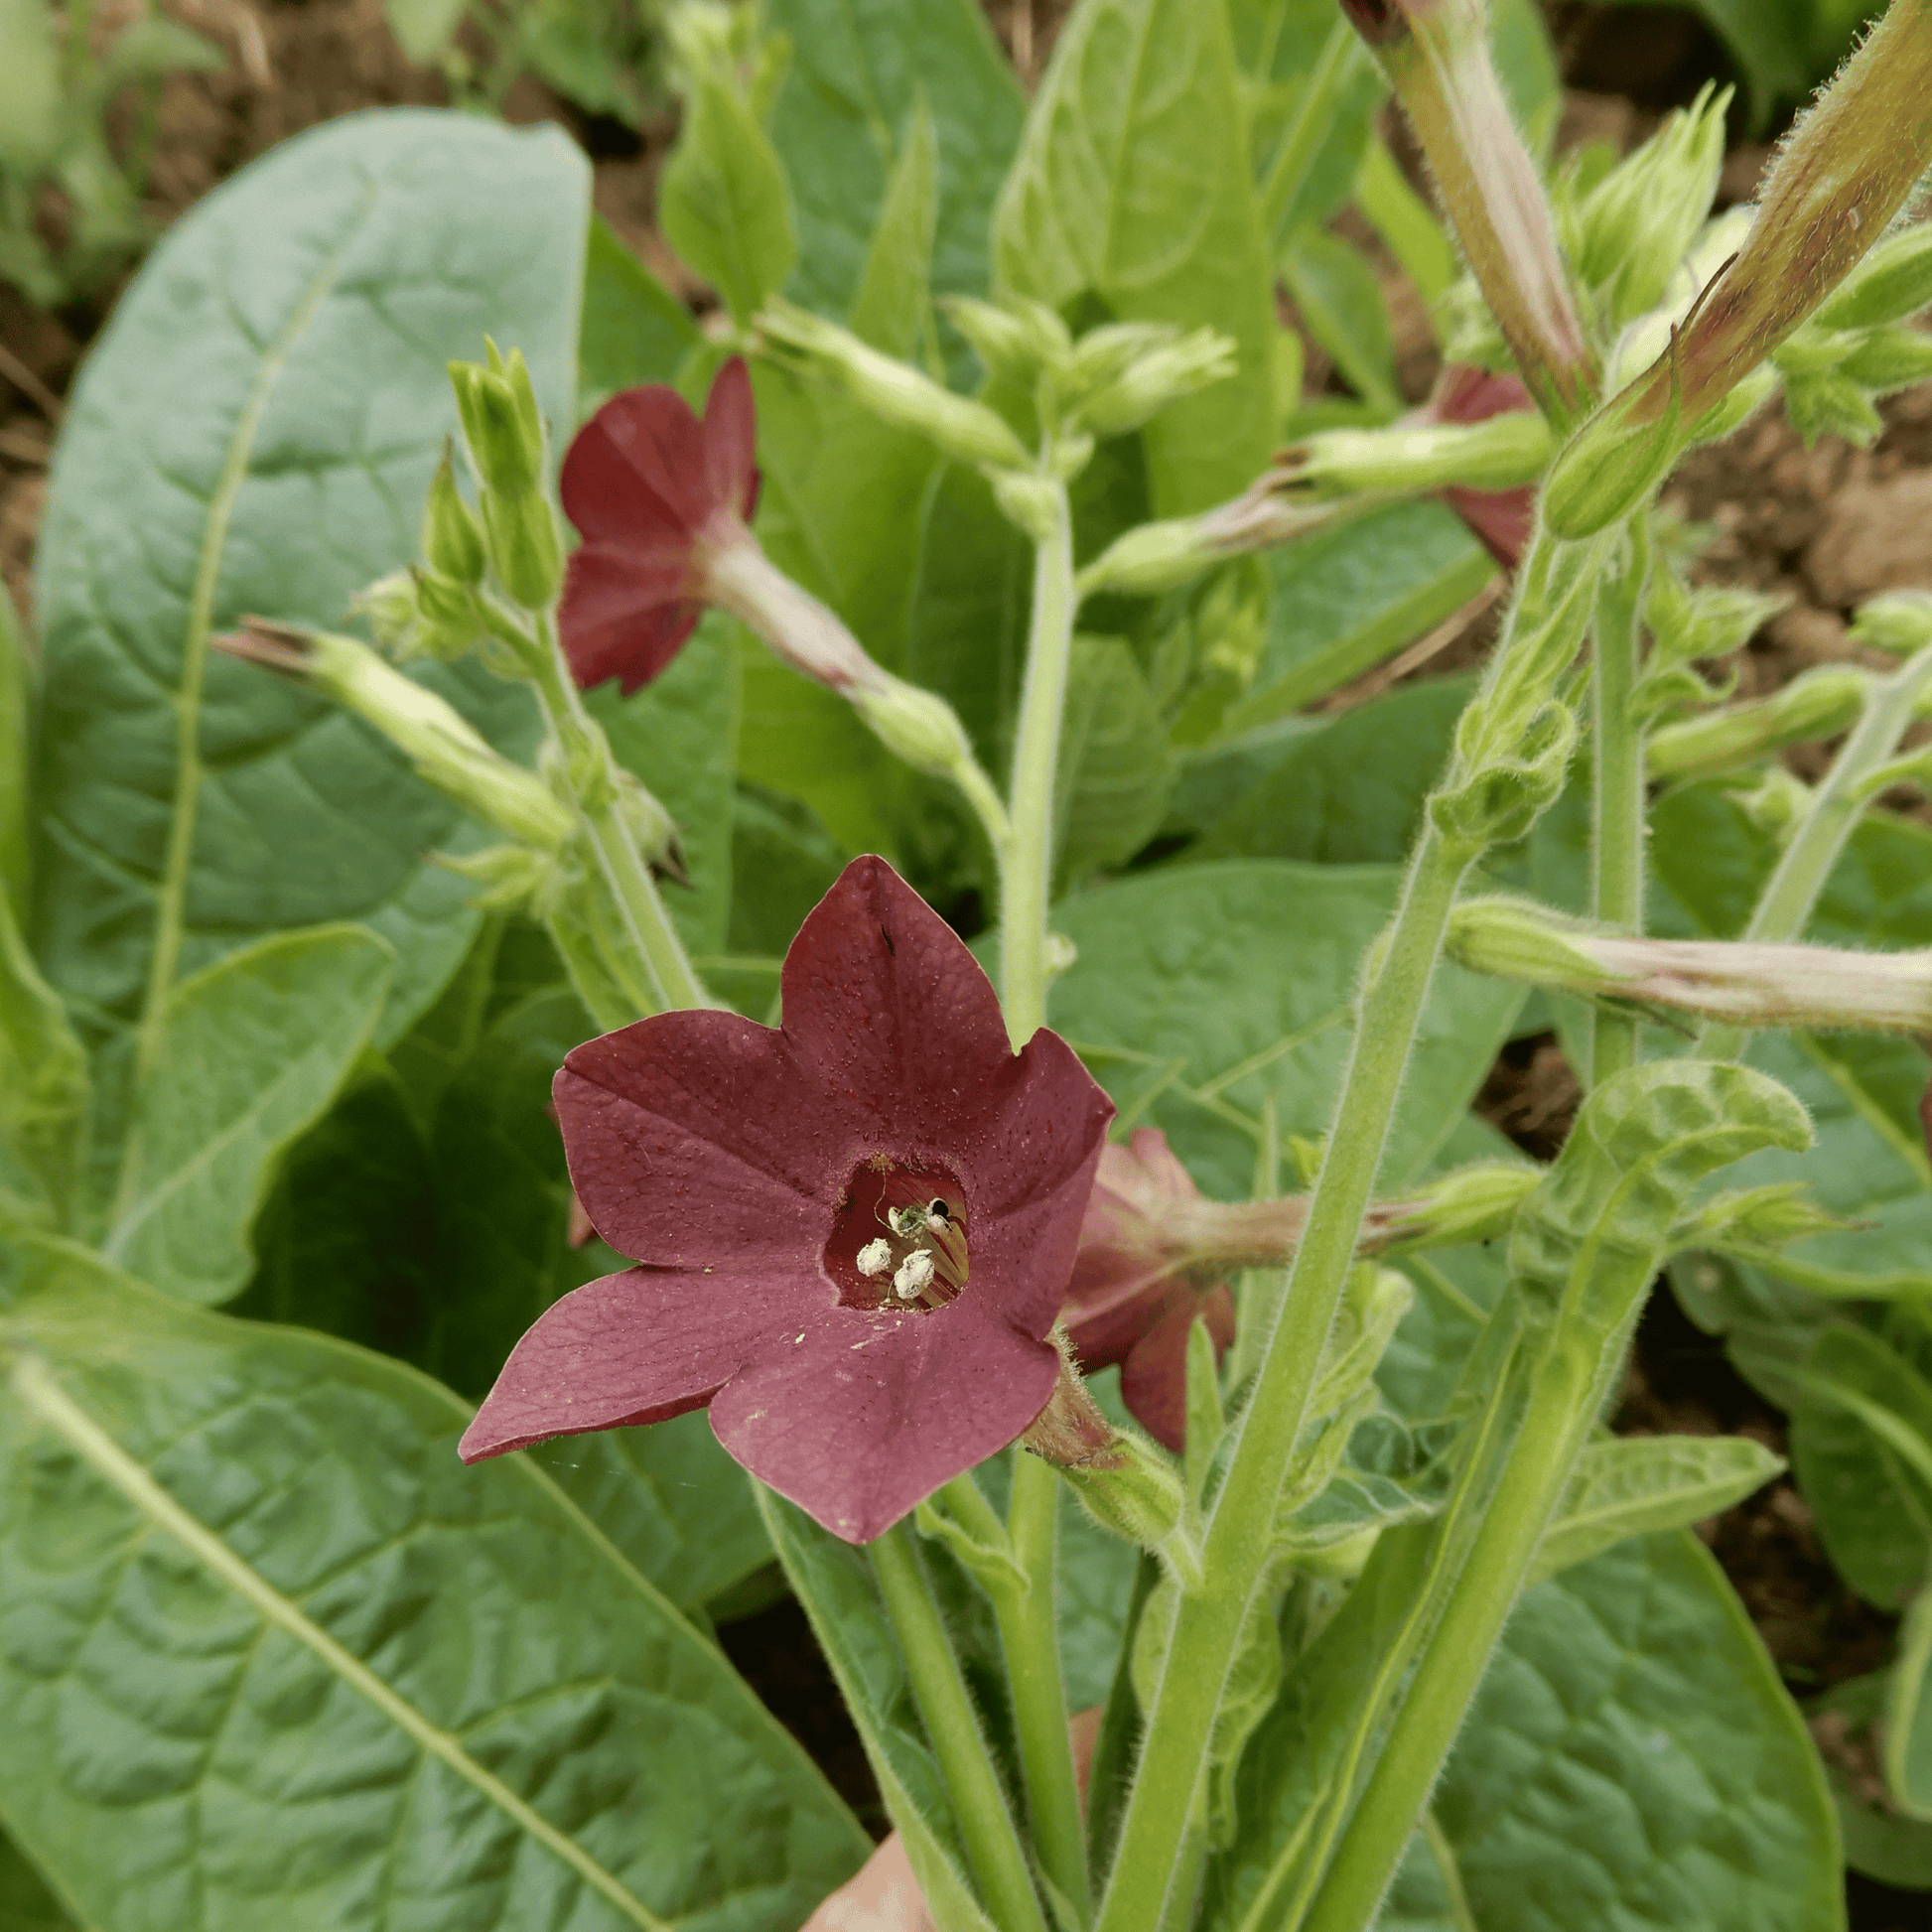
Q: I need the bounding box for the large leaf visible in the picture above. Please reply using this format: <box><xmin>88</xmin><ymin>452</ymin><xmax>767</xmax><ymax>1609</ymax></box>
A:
<box><xmin>577</xmin><ymin>215</ymin><xmax>700</xmax><ymax>416</ymax></box>
<box><xmin>0</xmin><ymin>892</ymin><xmax>87</xmax><ymax>1236</ymax></box>
<box><xmin>1790</xmin><ymin>1321</ymin><xmax>1932</xmax><ymax>1611</ymax></box>
<box><xmin>0</xmin><ymin>1243</ymin><xmax>870</xmax><ymax>1929</ymax></box>
<box><xmin>1054</xmin><ymin>635</ymin><xmax>1175</xmax><ymax>885</ymax></box>
<box><xmin>765</xmin><ymin>0</ymin><xmax>1025</xmax><ymax>369</ymax></box>
<box><xmin>104</xmin><ymin>925</ymin><xmax>392</xmax><ymax>1305</ymax></box>
<box><xmin>1431</xmin><ymin>1532</ymin><xmax>1843</xmax><ymax>1932</ymax></box>
<box><xmin>1195</xmin><ymin>675</ymin><xmax>1471</xmax><ymax>865</ymax></box>
<box><xmin>0</xmin><ymin>1825</ymin><xmax>75</xmax><ymax>1932</ymax></box>
<box><xmin>992</xmin><ymin>0</ymin><xmax>1277</xmax><ymax>513</ymax></box>
<box><xmin>30</xmin><ymin>110</ymin><xmax>587</xmax><ymax>1150</ymax></box>
<box><xmin>1046</xmin><ymin>860</ymin><xmax>1523</xmax><ymax>1199</ymax></box>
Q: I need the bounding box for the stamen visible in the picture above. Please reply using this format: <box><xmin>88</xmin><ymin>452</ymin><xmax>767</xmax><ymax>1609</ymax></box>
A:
<box><xmin>857</xmin><ymin>1237</ymin><xmax>894</xmax><ymax>1278</ymax></box>
<box><xmin>894</xmin><ymin>1250</ymin><xmax>935</xmax><ymax>1301</ymax></box>
<box><xmin>888</xmin><ymin>1203</ymin><xmax>927</xmax><ymax>1239</ymax></box>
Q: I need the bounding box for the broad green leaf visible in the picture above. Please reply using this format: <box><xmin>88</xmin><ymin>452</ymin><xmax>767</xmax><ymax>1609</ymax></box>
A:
<box><xmin>577</xmin><ymin>215</ymin><xmax>699</xmax><ymax>417</ymax></box>
<box><xmin>759</xmin><ymin>1491</ymin><xmax>1001</xmax><ymax>1932</ymax></box>
<box><xmin>849</xmin><ymin>95</ymin><xmax>940</xmax><ymax>361</ymax></box>
<box><xmin>1790</xmin><ymin>1322</ymin><xmax>1932</xmax><ymax>1610</ymax></box>
<box><xmin>104</xmin><ymin>925</ymin><xmax>392</xmax><ymax>1305</ymax></box>
<box><xmin>586</xmin><ymin>613</ymin><xmax>740</xmax><ymax>957</ymax></box>
<box><xmin>1197</xmin><ymin>675</ymin><xmax>1472</xmax><ymax>865</ymax></box>
<box><xmin>0</xmin><ymin>1826</ymin><xmax>75</xmax><ymax>1932</ymax></box>
<box><xmin>1528</xmin><ymin>1434</ymin><xmax>1784</xmax><ymax>1585</ymax></box>
<box><xmin>1811</xmin><ymin>1671</ymin><xmax>1932</xmax><ymax>1887</ymax></box>
<box><xmin>0</xmin><ymin>893</ymin><xmax>87</xmax><ymax>1234</ymax></box>
<box><xmin>1431</xmin><ymin>1533</ymin><xmax>1843</xmax><ymax>1932</ymax></box>
<box><xmin>30</xmin><ymin>111</ymin><xmax>587</xmax><ymax>1151</ymax></box>
<box><xmin>1887</xmin><ymin>1586</ymin><xmax>1932</xmax><ymax>1816</ymax></box>
<box><xmin>765</xmin><ymin>0</ymin><xmax>1024</xmax><ymax>372</ymax></box>
<box><xmin>1381</xmin><ymin>1821</ymin><xmax>1477</xmax><ymax>1932</ymax></box>
<box><xmin>728</xmin><ymin>782</ymin><xmax>849</xmax><ymax>959</ymax></box>
<box><xmin>1277</xmin><ymin>1410</ymin><xmax>1452</xmax><ymax>1555</ymax></box>
<box><xmin>1281</xmin><ymin>225</ymin><xmax>1400</xmax><ymax>415</ymax></box>
<box><xmin>993</xmin><ymin>0</ymin><xmax>1277</xmax><ymax>513</ymax></box>
<box><xmin>0</xmin><ymin>1241</ymin><xmax>868</xmax><ymax>1929</ymax></box>
<box><xmin>658</xmin><ymin>72</ymin><xmax>796</xmax><ymax>325</ymax></box>
<box><xmin>1220</xmin><ymin>501</ymin><xmax>1493</xmax><ymax>735</ymax></box>
<box><xmin>1055</xmin><ymin>635</ymin><xmax>1175</xmax><ymax>885</ymax></box>
<box><xmin>383</xmin><ymin>0</ymin><xmax>466</xmax><ymax>60</ymax></box>
<box><xmin>1249</xmin><ymin>23</ymin><xmax>1388</xmax><ymax>246</ymax></box>
<box><xmin>1508</xmin><ymin>1060</ymin><xmax>1812</xmax><ymax>1346</ymax></box>
<box><xmin>385</xmin><ymin>912</ymin><xmax>504</xmax><ymax>1136</ymax></box>
<box><xmin>1046</xmin><ymin>860</ymin><xmax>1523</xmax><ymax>1199</ymax></box>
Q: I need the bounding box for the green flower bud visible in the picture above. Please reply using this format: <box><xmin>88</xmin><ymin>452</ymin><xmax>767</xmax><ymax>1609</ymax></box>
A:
<box><xmin>1676</xmin><ymin>1181</ymin><xmax>1856</xmax><ymax>1257</ymax></box>
<box><xmin>349</xmin><ymin>568</ymin><xmax>485</xmax><ymax>664</ymax></box>
<box><xmin>1852</xmin><ymin>590</ymin><xmax>1932</xmax><ymax>655</ymax></box>
<box><xmin>1370</xmin><ymin>1160</ymin><xmax>1541</xmax><ymax>1255</ymax></box>
<box><xmin>1065</xmin><ymin>324</ymin><xmax>1239</xmax><ymax>439</ymax></box>
<box><xmin>1813</xmin><ymin>221</ymin><xmax>1932</xmax><ymax>331</ymax></box>
<box><xmin>849</xmin><ymin>675</ymin><xmax>979</xmax><ymax>782</ymax></box>
<box><xmin>939</xmin><ymin>294</ymin><xmax>1071</xmax><ymax>385</ymax></box>
<box><xmin>1647</xmin><ymin>664</ymin><xmax>1873</xmax><ymax>781</ymax></box>
<box><xmin>1577</xmin><ymin>81</ymin><xmax>1730</xmax><ymax>327</ymax></box>
<box><xmin>212</xmin><ymin>620</ymin><xmax>574</xmax><ymax>851</ymax></box>
<box><xmin>989</xmin><ymin>468</ymin><xmax>1062</xmax><ymax>543</ymax></box>
<box><xmin>438</xmin><ymin>842</ymin><xmax>562</xmax><ymax>915</ymax></box>
<box><xmin>422</xmin><ymin>449</ymin><xmax>486</xmax><ymax>585</ymax></box>
<box><xmin>759</xmin><ymin>296</ymin><xmax>1030</xmax><ymax>470</ymax></box>
<box><xmin>450</xmin><ymin>354</ymin><xmax>543</xmax><ymax>495</ymax></box>
<box><xmin>1542</xmin><ymin>387</ymin><xmax>1682</xmax><ymax>539</ymax></box>
<box><xmin>1430</xmin><ymin>699</ymin><xmax>1577</xmax><ymax>852</ymax></box>
<box><xmin>351</xmin><ymin>570</ymin><xmax>429</xmax><ymax>658</ymax></box>
<box><xmin>483</xmin><ymin>489</ymin><xmax>564</xmax><ymax>612</ymax></box>
<box><xmin>612</xmin><ymin>768</ymin><xmax>689</xmax><ymax>885</ymax></box>
<box><xmin>1445</xmin><ymin>896</ymin><xmax>1621</xmax><ymax>994</ymax></box>
<box><xmin>1835</xmin><ymin>325</ymin><xmax>1932</xmax><ymax>392</ymax></box>
<box><xmin>1288</xmin><ymin>410</ymin><xmax>1549</xmax><ymax>495</ymax></box>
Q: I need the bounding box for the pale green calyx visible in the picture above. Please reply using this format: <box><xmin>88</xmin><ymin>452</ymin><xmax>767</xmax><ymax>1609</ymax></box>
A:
<box><xmin>1646</xmin><ymin>664</ymin><xmax>1875</xmax><ymax>781</ymax></box>
<box><xmin>1851</xmin><ymin>589</ymin><xmax>1932</xmax><ymax>655</ymax></box>
<box><xmin>1059</xmin><ymin>322</ymin><xmax>1238</xmax><ymax>438</ymax></box>
<box><xmin>849</xmin><ymin>676</ymin><xmax>980</xmax><ymax>784</ymax></box>
<box><xmin>757</xmin><ymin>296</ymin><xmax>1030</xmax><ymax>470</ymax></box>
<box><xmin>422</xmin><ymin>448</ymin><xmax>486</xmax><ymax>586</ymax></box>
<box><xmin>939</xmin><ymin>293</ymin><xmax>1071</xmax><ymax>387</ymax></box>
<box><xmin>1286</xmin><ymin>411</ymin><xmax>1550</xmax><ymax>495</ymax></box>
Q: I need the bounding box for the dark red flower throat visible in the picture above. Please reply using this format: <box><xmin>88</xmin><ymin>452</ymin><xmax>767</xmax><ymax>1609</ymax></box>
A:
<box><xmin>825</xmin><ymin>1158</ymin><xmax>970</xmax><ymax>1310</ymax></box>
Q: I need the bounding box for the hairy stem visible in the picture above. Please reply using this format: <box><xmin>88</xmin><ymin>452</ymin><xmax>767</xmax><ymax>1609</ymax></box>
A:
<box><xmin>1588</xmin><ymin>515</ymin><xmax>1649</xmax><ymax>1085</ymax></box>
<box><xmin>872</xmin><ymin>1525</ymin><xmax>1051</xmax><ymax>1932</ymax></box>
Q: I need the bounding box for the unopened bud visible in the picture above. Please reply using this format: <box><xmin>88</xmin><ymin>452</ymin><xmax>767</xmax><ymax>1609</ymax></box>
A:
<box><xmin>1074</xmin><ymin>487</ymin><xmax>1375</xmax><ymax>601</ymax></box>
<box><xmin>349</xmin><ymin>568</ymin><xmax>486</xmax><ymax>665</ymax></box>
<box><xmin>1851</xmin><ymin>590</ymin><xmax>1932</xmax><ymax>656</ymax></box>
<box><xmin>1431</xmin><ymin>699</ymin><xmax>1577</xmax><ymax>852</ymax></box>
<box><xmin>1367</xmin><ymin>1161</ymin><xmax>1541</xmax><ymax>1255</ymax></box>
<box><xmin>850</xmin><ymin>676</ymin><xmax>979</xmax><ymax>782</ymax></box>
<box><xmin>759</xmin><ymin>297</ymin><xmax>1029</xmax><ymax>470</ymax></box>
<box><xmin>939</xmin><ymin>294</ymin><xmax>1071</xmax><ymax>385</ymax></box>
<box><xmin>1446</xmin><ymin>897</ymin><xmax>1622</xmax><ymax>993</ymax></box>
<box><xmin>1783</xmin><ymin>366</ymin><xmax>1883</xmax><ymax>448</ymax></box>
<box><xmin>438</xmin><ymin>842</ymin><xmax>560</xmax><ymax>914</ymax></box>
<box><xmin>213</xmin><ymin>620</ymin><xmax>574</xmax><ymax>851</ymax></box>
<box><xmin>1577</xmin><ymin>82</ymin><xmax>1729</xmax><ymax>327</ymax></box>
<box><xmin>612</xmin><ymin>768</ymin><xmax>689</xmax><ymax>885</ymax></box>
<box><xmin>1065</xmin><ymin>324</ymin><xmax>1238</xmax><ymax>438</ymax></box>
<box><xmin>483</xmin><ymin>490</ymin><xmax>564</xmax><ymax>612</ymax></box>
<box><xmin>1736</xmin><ymin>764</ymin><xmax>1814</xmax><ymax>840</ymax></box>
<box><xmin>1646</xmin><ymin>575</ymin><xmax>1787</xmax><ymax>670</ymax></box>
<box><xmin>1286</xmin><ymin>410</ymin><xmax>1550</xmax><ymax>496</ymax></box>
<box><xmin>1542</xmin><ymin>383</ymin><xmax>1682</xmax><ymax>539</ymax></box>
<box><xmin>1647</xmin><ymin>665</ymin><xmax>1872</xmax><ymax>781</ymax></box>
<box><xmin>1677</xmin><ymin>1180</ymin><xmax>1858</xmax><ymax>1256</ymax></box>
<box><xmin>450</xmin><ymin>351</ymin><xmax>543</xmax><ymax>495</ymax></box>
<box><xmin>1836</xmin><ymin>326</ymin><xmax>1932</xmax><ymax>393</ymax></box>
<box><xmin>990</xmin><ymin>468</ymin><xmax>1062</xmax><ymax>542</ymax></box>
<box><xmin>422</xmin><ymin>450</ymin><xmax>486</xmax><ymax>586</ymax></box>
<box><xmin>1814</xmin><ymin>221</ymin><xmax>1932</xmax><ymax>332</ymax></box>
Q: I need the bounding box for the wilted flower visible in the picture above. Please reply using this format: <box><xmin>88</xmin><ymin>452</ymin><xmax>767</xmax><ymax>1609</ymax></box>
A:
<box><xmin>461</xmin><ymin>856</ymin><xmax>1116</xmax><ymax>1543</ymax></box>
<box><xmin>558</xmin><ymin>356</ymin><xmax>760</xmax><ymax>692</ymax></box>
<box><xmin>1062</xmin><ymin>1129</ymin><xmax>1241</xmax><ymax>1451</ymax></box>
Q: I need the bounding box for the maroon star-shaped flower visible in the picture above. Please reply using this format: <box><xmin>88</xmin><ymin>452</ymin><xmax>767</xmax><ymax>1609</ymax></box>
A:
<box><xmin>460</xmin><ymin>856</ymin><xmax>1116</xmax><ymax>1543</ymax></box>
<box><xmin>557</xmin><ymin>356</ymin><xmax>759</xmax><ymax>694</ymax></box>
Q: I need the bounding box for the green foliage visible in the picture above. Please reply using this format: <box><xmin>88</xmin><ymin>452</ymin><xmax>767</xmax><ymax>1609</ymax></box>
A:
<box><xmin>993</xmin><ymin>0</ymin><xmax>1276</xmax><ymax>514</ymax></box>
<box><xmin>1046</xmin><ymin>859</ymin><xmax>1523</xmax><ymax>1199</ymax></box>
<box><xmin>0</xmin><ymin>892</ymin><xmax>87</xmax><ymax>1235</ymax></box>
<box><xmin>30</xmin><ymin>112</ymin><xmax>588</xmax><ymax>1197</ymax></box>
<box><xmin>577</xmin><ymin>214</ymin><xmax>699</xmax><ymax>416</ymax></box>
<box><xmin>104</xmin><ymin>926</ymin><xmax>392</xmax><ymax>1305</ymax></box>
<box><xmin>1054</xmin><ymin>636</ymin><xmax>1175</xmax><ymax>885</ymax></box>
<box><xmin>0</xmin><ymin>1243</ymin><xmax>868</xmax><ymax>1927</ymax></box>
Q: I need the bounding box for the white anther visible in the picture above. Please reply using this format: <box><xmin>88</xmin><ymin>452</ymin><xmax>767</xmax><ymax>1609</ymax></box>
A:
<box><xmin>856</xmin><ymin>1237</ymin><xmax>895</xmax><ymax>1278</ymax></box>
<box><xmin>894</xmin><ymin>1249</ymin><xmax>935</xmax><ymax>1301</ymax></box>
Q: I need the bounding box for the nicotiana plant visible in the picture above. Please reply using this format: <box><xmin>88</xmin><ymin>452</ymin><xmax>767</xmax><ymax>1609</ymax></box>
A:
<box><xmin>7</xmin><ymin>1</ymin><xmax>1932</xmax><ymax>1929</ymax></box>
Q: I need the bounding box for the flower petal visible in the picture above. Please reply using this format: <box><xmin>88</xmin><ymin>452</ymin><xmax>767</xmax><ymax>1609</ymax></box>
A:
<box><xmin>703</xmin><ymin>356</ymin><xmax>759</xmax><ymax>520</ymax></box>
<box><xmin>560</xmin><ymin>398</ymin><xmax>700</xmax><ymax>546</ymax></box>
<box><xmin>1118</xmin><ymin>1286</ymin><xmax>1235</xmax><ymax>1453</ymax></box>
<box><xmin>709</xmin><ymin>1295</ymin><xmax>1061</xmax><ymax>1542</ymax></box>
<box><xmin>558</xmin><ymin>544</ymin><xmax>702</xmax><ymax>692</ymax></box>
<box><xmin>556</xmin><ymin>1008</ymin><xmax>839</xmax><ymax>1268</ymax></box>
<box><xmin>458</xmin><ymin>1263</ymin><xmax>830</xmax><ymax>1461</ymax></box>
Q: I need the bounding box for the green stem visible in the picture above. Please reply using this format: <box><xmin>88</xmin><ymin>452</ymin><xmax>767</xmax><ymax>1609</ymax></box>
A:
<box><xmin>1588</xmin><ymin>515</ymin><xmax>1649</xmax><ymax>1086</ymax></box>
<box><xmin>1006</xmin><ymin>1450</ymin><xmax>1091</xmax><ymax>1926</ymax></box>
<box><xmin>1000</xmin><ymin>482</ymin><xmax>1076</xmax><ymax>1048</ymax></box>
<box><xmin>1299</xmin><ymin>1347</ymin><xmax>1593</xmax><ymax>1932</ymax></box>
<box><xmin>525</xmin><ymin>614</ymin><xmax>715</xmax><ymax>1016</ymax></box>
<box><xmin>1094</xmin><ymin>825</ymin><xmax>1475</xmax><ymax>1932</ymax></box>
<box><xmin>871</xmin><ymin>1525</ymin><xmax>1051</xmax><ymax>1932</ymax></box>
<box><xmin>1702</xmin><ymin>635</ymin><xmax>1932</xmax><ymax>1058</ymax></box>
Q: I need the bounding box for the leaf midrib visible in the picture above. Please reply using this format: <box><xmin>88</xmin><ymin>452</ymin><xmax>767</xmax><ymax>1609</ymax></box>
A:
<box><xmin>10</xmin><ymin>1350</ymin><xmax>674</xmax><ymax>1932</ymax></box>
